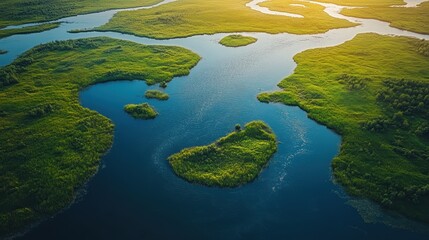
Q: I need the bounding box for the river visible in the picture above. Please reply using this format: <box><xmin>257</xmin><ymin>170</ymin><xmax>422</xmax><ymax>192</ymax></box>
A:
<box><xmin>0</xmin><ymin>0</ymin><xmax>428</xmax><ymax>239</ymax></box>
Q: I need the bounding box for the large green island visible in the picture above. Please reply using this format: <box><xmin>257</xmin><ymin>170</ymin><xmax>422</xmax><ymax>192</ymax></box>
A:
<box><xmin>0</xmin><ymin>37</ymin><xmax>200</xmax><ymax>237</ymax></box>
<box><xmin>168</xmin><ymin>121</ymin><xmax>278</xmax><ymax>187</ymax></box>
<box><xmin>258</xmin><ymin>33</ymin><xmax>429</xmax><ymax>222</ymax></box>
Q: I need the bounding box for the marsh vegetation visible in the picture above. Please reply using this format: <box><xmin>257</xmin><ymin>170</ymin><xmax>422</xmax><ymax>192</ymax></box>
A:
<box><xmin>0</xmin><ymin>37</ymin><xmax>199</xmax><ymax>237</ymax></box>
<box><xmin>168</xmin><ymin>121</ymin><xmax>277</xmax><ymax>187</ymax></box>
<box><xmin>258</xmin><ymin>33</ymin><xmax>429</xmax><ymax>223</ymax></box>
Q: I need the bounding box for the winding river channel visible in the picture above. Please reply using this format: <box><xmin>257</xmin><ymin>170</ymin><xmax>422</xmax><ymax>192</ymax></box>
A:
<box><xmin>1</xmin><ymin>0</ymin><xmax>429</xmax><ymax>239</ymax></box>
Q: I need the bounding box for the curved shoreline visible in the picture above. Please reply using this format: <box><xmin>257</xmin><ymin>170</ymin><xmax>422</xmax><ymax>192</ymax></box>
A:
<box><xmin>0</xmin><ymin>0</ymin><xmax>428</xmax><ymax>238</ymax></box>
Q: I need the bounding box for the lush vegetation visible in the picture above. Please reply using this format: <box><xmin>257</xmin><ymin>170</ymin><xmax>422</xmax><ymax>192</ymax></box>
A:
<box><xmin>144</xmin><ymin>89</ymin><xmax>169</xmax><ymax>100</ymax></box>
<box><xmin>342</xmin><ymin>1</ymin><xmax>429</xmax><ymax>34</ymax></box>
<box><xmin>219</xmin><ymin>34</ymin><xmax>257</xmax><ymax>47</ymax></box>
<box><xmin>0</xmin><ymin>22</ymin><xmax>60</xmax><ymax>39</ymax></box>
<box><xmin>124</xmin><ymin>103</ymin><xmax>158</xmax><ymax>119</ymax></box>
<box><xmin>258</xmin><ymin>33</ymin><xmax>429</xmax><ymax>222</ymax></box>
<box><xmin>0</xmin><ymin>37</ymin><xmax>200</xmax><ymax>237</ymax></box>
<box><xmin>168</xmin><ymin>121</ymin><xmax>278</xmax><ymax>187</ymax></box>
<box><xmin>94</xmin><ymin>0</ymin><xmax>356</xmax><ymax>39</ymax></box>
<box><xmin>0</xmin><ymin>0</ymin><xmax>162</xmax><ymax>28</ymax></box>
<box><xmin>317</xmin><ymin>0</ymin><xmax>403</xmax><ymax>7</ymax></box>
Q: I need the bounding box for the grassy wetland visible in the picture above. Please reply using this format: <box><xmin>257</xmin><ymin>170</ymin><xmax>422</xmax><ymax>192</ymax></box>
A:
<box><xmin>124</xmin><ymin>103</ymin><xmax>158</xmax><ymax>119</ymax></box>
<box><xmin>258</xmin><ymin>33</ymin><xmax>429</xmax><ymax>223</ymax></box>
<box><xmin>0</xmin><ymin>37</ymin><xmax>199</xmax><ymax>236</ymax></box>
<box><xmin>0</xmin><ymin>22</ymin><xmax>61</xmax><ymax>39</ymax></box>
<box><xmin>168</xmin><ymin>121</ymin><xmax>277</xmax><ymax>187</ymax></box>
<box><xmin>341</xmin><ymin>1</ymin><xmax>429</xmax><ymax>34</ymax></box>
<box><xmin>0</xmin><ymin>0</ymin><xmax>163</xmax><ymax>28</ymax></box>
<box><xmin>219</xmin><ymin>34</ymin><xmax>257</xmax><ymax>47</ymax></box>
<box><xmin>144</xmin><ymin>89</ymin><xmax>169</xmax><ymax>100</ymax></box>
<box><xmin>94</xmin><ymin>0</ymin><xmax>357</xmax><ymax>39</ymax></box>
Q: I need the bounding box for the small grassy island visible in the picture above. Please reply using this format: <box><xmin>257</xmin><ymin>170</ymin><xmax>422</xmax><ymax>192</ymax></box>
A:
<box><xmin>0</xmin><ymin>50</ymin><xmax>6</xmax><ymax>55</ymax></box>
<box><xmin>0</xmin><ymin>22</ymin><xmax>61</xmax><ymax>39</ymax></box>
<box><xmin>144</xmin><ymin>89</ymin><xmax>169</xmax><ymax>100</ymax></box>
<box><xmin>219</xmin><ymin>35</ymin><xmax>257</xmax><ymax>47</ymax></box>
<box><xmin>168</xmin><ymin>121</ymin><xmax>278</xmax><ymax>187</ymax></box>
<box><xmin>0</xmin><ymin>37</ymin><xmax>199</xmax><ymax>237</ymax></box>
<box><xmin>258</xmin><ymin>33</ymin><xmax>429</xmax><ymax>223</ymax></box>
<box><xmin>124</xmin><ymin>103</ymin><xmax>158</xmax><ymax>119</ymax></box>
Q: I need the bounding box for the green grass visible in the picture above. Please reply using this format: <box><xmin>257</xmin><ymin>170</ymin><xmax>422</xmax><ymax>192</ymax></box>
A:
<box><xmin>0</xmin><ymin>50</ymin><xmax>6</xmax><ymax>55</ymax></box>
<box><xmin>341</xmin><ymin>2</ymin><xmax>429</xmax><ymax>34</ymax></box>
<box><xmin>94</xmin><ymin>0</ymin><xmax>357</xmax><ymax>39</ymax></box>
<box><xmin>144</xmin><ymin>89</ymin><xmax>169</xmax><ymax>100</ymax></box>
<box><xmin>0</xmin><ymin>37</ymin><xmax>200</xmax><ymax>237</ymax></box>
<box><xmin>219</xmin><ymin>34</ymin><xmax>257</xmax><ymax>47</ymax></box>
<box><xmin>124</xmin><ymin>103</ymin><xmax>158</xmax><ymax>119</ymax></box>
<box><xmin>168</xmin><ymin>121</ymin><xmax>278</xmax><ymax>187</ymax></box>
<box><xmin>258</xmin><ymin>33</ymin><xmax>429</xmax><ymax>223</ymax></box>
<box><xmin>0</xmin><ymin>22</ymin><xmax>60</xmax><ymax>39</ymax></box>
<box><xmin>0</xmin><ymin>0</ymin><xmax>162</xmax><ymax>28</ymax></box>
<box><xmin>316</xmin><ymin>0</ymin><xmax>404</xmax><ymax>7</ymax></box>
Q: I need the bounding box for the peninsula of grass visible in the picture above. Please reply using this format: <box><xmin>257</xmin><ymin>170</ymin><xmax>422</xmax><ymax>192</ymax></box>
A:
<box><xmin>144</xmin><ymin>89</ymin><xmax>169</xmax><ymax>100</ymax></box>
<box><xmin>0</xmin><ymin>37</ymin><xmax>199</xmax><ymax>237</ymax></box>
<box><xmin>168</xmin><ymin>121</ymin><xmax>277</xmax><ymax>187</ymax></box>
<box><xmin>219</xmin><ymin>35</ymin><xmax>257</xmax><ymax>47</ymax></box>
<box><xmin>124</xmin><ymin>103</ymin><xmax>158</xmax><ymax>119</ymax></box>
<box><xmin>341</xmin><ymin>1</ymin><xmax>429</xmax><ymax>34</ymax></box>
<box><xmin>94</xmin><ymin>0</ymin><xmax>356</xmax><ymax>39</ymax></box>
<box><xmin>258</xmin><ymin>33</ymin><xmax>429</xmax><ymax>223</ymax></box>
<box><xmin>0</xmin><ymin>0</ymin><xmax>162</xmax><ymax>28</ymax></box>
<box><xmin>0</xmin><ymin>22</ymin><xmax>61</xmax><ymax>39</ymax></box>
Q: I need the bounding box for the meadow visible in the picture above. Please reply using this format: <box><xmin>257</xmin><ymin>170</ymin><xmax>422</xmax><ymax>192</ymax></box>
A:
<box><xmin>0</xmin><ymin>37</ymin><xmax>200</xmax><ymax>237</ymax></box>
<box><xmin>342</xmin><ymin>1</ymin><xmax>429</xmax><ymax>34</ymax></box>
<box><xmin>0</xmin><ymin>0</ymin><xmax>162</xmax><ymax>28</ymax></box>
<box><xmin>94</xmin><ymin>0</ymin><xmax>356</xmax><ymax>39</ymax></box>
<box><xmin>0</xmin><ymin>22</ymin><xmax>60</xmax><ymax>39</ymax></box>
<box><xmin>258</xmin><ymin>33</ymin><xmax>429</xmax><ymax>222</ymax></box>
<box><xmin>168</xmin><ymin>121</ymin><xmax>278</xmax><ymax>187</ymax></box>
<box><xmin>219</xmin><ymin>34</ymin><xmax>257</xmax><ymax>47</ymax></box>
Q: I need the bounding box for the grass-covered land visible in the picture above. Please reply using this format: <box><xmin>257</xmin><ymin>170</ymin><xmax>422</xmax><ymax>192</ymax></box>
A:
<box><xmin>0</xmin><ymin>37</ymin><xmax>199</xmax><ymax>237</ymax></box>
<box><xmin>341</xmin><ymin>1</ymin><xmax>429</xmax><ymax>34</ymax></box>
<box><xmin>219</xmin><ymin>34</ymin><xmax>257</xmax><ymax>47</ymax></box>
<box><xmin>0</xmin><ymin>0</ymin><xmax>162</xmax><ymax>28</ymax></box>
<box><xmin>94</xmin><ymin>0</ymin><xmax>356</xmax><ymax>39</ymax></box>
<box><xmin>144</xmin><ymin>89</ymin><xmax>169</xmax><ymax>100</ymax></box>
<box><xmin>258</xmin><ymin>33</ymin><xmax>429</xmax><ymax>223</ymax></box>
<box><xmin>168</xmin><ymin>121</ymin><xmax>278</xmax><ymax>187</ymax></box>
<box><xmin>318</xmin><ymin>0</ymin><xmax>403</xmax><ymax>7</ymax></box>
<box><xmin>0</xmin><ymin>22</ymin><xmax>60</xmax><ymax>39</ymax></box>
<box><xmin>0</xmin><ymin>50</ymin><xmax>6</xmax><ymax>55</ymax></box>
<box><xmin>124</xmin><ymin>103</ymin><xmax>158</xmax><ymax>119</ymax></box>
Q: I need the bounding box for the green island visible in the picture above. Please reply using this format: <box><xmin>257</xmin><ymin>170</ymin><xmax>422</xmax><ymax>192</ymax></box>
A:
<box><xmin>0</xmin><ymin>50</ymin><xmax>6</xmax><ymax>55</ymax></box>
<box><xmin>0</xmin><ymin>37</ymin><xmax>200</xmax><ymax>236</ymax></box>
<box><xmin>144</xmin><ymin>89</ymin><xmax>169</xmax><ymax>100</ymax></box>
<box><xmin>93</xmin><ymin>0</ymin><xmax>357</xmax><ymax>39</ymax></box>
<box><xmin>0</xmin><ymin>22</ymin><xmax>61</xmax><ymax>39</ymax></box>
<box><xmin>258</xmin><ymin>33</ymin><xmax>429</xmax><ymax>222</ymax></box>
<box><xmin>219</xmin><ymin>34</ymin><xmax>257</xmax><ymax>47</ymax></box>
<box><xmin>168</xmin><ymin>121</ymin><xmax>278</xmax><ymax>187</ymax></box>
<box><xmin>341</xmin><ymin>1</ymin><xmax>429</xmax><ymax>34</ymax></box>
<box><xmin>124</xmin><ymin>103</ymin><xmax>158</xmax><ymax>119</ymax></box>
<box><xmin>0</xmin><ymin>0</ymin><xmax>162</xmax><ymax>28</ymax></box>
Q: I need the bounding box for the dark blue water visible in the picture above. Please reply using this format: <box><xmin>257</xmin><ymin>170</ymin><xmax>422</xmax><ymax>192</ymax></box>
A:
<box><xmin>1</xmin><ymin>1</ymin><xmax>428</xmax><ymax>239</ymax></box>
<box><xmin>21</xmin><ymin>43</ymin><xmax>429</xmax><ymax>239</ymax></box>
